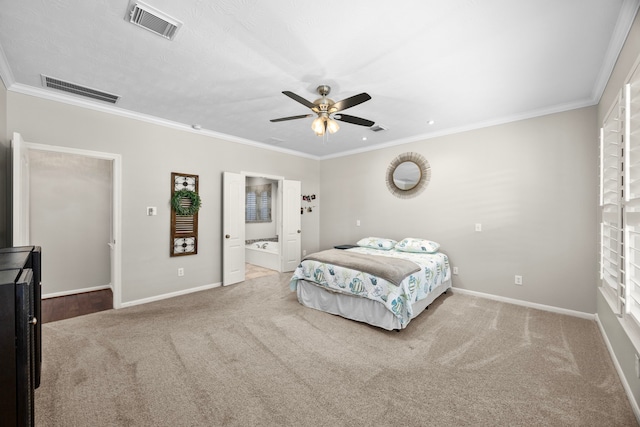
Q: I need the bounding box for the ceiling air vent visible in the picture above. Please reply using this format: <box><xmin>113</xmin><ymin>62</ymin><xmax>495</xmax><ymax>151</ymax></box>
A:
<box><xmin>41</xmin><ymin>75</ymin><xmax>120</xmax><ymax>104</ymax></box>
<box><xmin>126</xmin><ymin>1</ymin><xmax>182</xmax><ymax>40</ymax></box>
<box><xmin>370</xmin><ymin>124</ymin><xmax>388</xmax><ymax>132</ymax></box>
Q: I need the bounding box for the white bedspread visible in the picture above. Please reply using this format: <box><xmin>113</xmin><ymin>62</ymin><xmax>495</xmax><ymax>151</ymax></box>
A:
<box><xmin>290</xmin><ymin>247</ymin><xmax>451</xmax><ymax>327</ymax></box>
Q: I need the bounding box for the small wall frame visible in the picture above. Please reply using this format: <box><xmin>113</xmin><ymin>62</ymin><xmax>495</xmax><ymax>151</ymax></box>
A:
<box><xmin>170</xmin><ymin>172</ymin><xmax>199</xmax><ymax>257</ymax></box>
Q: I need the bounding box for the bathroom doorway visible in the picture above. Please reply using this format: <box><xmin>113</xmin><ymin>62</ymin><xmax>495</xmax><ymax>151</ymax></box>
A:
<box><xmin>244</xmin><ymin>175</ymin><xmax>280</xmax><ymax>276</ymax></box>
<box><xmin>222</xmin><ymin>171</ymin><xmax>300</xmax><ymax>286</ymax></box>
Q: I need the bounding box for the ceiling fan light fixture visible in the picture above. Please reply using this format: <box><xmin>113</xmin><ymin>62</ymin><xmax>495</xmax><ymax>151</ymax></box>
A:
<box><xmin>311</xmin><ymin>117</ymin><xmax>325</xmax><ymax>135</ymax></box>
<box><xmin>327</xmin><ymin>118</ymin><xmax>340</xmax><ymax>134</ymax></box>
<box><xmin>272</xmin><ymin>85</ymin><xmax>373</xmax><ymax>138</ymax></box>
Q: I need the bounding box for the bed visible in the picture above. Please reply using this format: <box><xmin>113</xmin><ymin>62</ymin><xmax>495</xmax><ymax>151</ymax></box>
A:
<box><xmin>289</xmin><ymin>237</ymin><xmax>452</xmax><ymax>330</ymax></box>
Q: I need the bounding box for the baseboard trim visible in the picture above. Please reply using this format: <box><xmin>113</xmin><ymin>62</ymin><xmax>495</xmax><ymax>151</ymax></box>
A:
<box><xmin>595</xmin><ymin>314</ymin><xmax>640</xmax><ymax>424</ymax></box>
<box><xmin>120</xmin><ymin>282</ymin><xmax>222</xmax><ymax>308</ymax></box>
<box><xmin>43</xmin><ymin>284</ymin><xmax>112</xmax><ymax>299</ymax></box>
<box><xmin>450</xmin><ymin>287</ymin><xmax>595</xmax><ymax>320</ymax></box>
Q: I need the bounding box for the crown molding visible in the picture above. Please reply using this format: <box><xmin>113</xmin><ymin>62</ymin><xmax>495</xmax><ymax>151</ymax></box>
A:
<box><xmin>319</xmin><ymin>97</ymin><xmax>597</xmax><ymax>160</ymax></box>
<box><xmin>8</xmin><ymin>83</ymin><xmax>319</xmax><ymax>160</ymax></box>
<box><xmin>591</xmin><ymin>0</ymin><xmax>640</xmax><ymax>103</ymax></box>
<box><xmin>0</xmin><ymin>41</ymin><xmax>15</xmax><ymax>89</ymax></box>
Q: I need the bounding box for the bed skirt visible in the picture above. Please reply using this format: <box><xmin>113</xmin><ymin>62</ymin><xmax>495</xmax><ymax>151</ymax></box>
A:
<box><xmin>296</xmin><ymin>278</ymin><xmax>452</xmax><ymax>330</ymax></box>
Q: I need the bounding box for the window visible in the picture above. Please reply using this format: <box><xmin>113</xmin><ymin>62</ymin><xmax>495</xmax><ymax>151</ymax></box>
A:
<box><xmin>600</xmin><ymin>61</ymin><xmax>640</xmax><ymax>331</ymax></box>
<box><xmin>246</xmin><ymin>184</ymin><xmax>272</xmax><ymax>222</ymax></box>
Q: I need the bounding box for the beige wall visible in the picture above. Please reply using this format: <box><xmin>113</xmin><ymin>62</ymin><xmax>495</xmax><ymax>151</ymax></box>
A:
<box><xmin>29</xmin><ymin>150</ymin><xmax>112</xmax><ymax>295</ymax></box>
<box><xmin>596</xmin><ymin>9</ymin><xmax>640</xmax><ymax>409</ymax></box>
<box><xmin>6</xmin><ymin>92</ymin><xmax>320</xmax><ymax>303</ymax></box>
<box><xmin>320</xmin><ymin>107</ymin><xmax>598</xmax><ymax>314</ymax></box>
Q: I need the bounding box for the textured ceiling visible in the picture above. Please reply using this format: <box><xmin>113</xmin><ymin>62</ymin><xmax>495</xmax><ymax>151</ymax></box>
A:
<box><xmin>0</xmin><ymin>0</ymin><xmax>638</xmax><ymax>159</ymax></box>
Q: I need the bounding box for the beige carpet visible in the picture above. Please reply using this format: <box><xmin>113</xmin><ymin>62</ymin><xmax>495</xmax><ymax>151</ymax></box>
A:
<box><xmin>36</xmin><ymin>272</ymin><xmax>638</xmax><ymax>426</ymax></box>
<box><xmin>245</xmin><ymin>263</ymin><xmax>279</xmax><ymax>280</ymax></box>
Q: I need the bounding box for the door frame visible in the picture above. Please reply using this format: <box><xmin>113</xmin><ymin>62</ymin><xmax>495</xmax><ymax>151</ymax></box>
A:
<box><xmin>13</xmin><ymin>138</ymin><xmax>123</xmax><ymax>308</ymax></box>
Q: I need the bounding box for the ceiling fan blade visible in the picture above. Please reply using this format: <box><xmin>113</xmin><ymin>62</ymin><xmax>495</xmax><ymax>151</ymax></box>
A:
<box><xmin>334</xmin><ymin>114</ymin><xmax>375</xmax><ymax>127</ymax></box>
<box><xmin>270</xmin><ymin>114</ymin><xmax>313</xmax><ymax>122</ymax></box>
<box><xmin>282</xmin><ymin>91</ymin><xmax>316</xmax><ymax>109</ymax></box>
<box><xmin>331</xmin><ymin>93</ymin><xmax>371</xmax><ymax>112</ymax></box>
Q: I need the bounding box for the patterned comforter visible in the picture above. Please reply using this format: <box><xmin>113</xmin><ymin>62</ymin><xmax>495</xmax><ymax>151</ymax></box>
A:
<box><xmin>290</xmin><ymin>247</ymin><xmax>451</xmax><ymax>327</ymax></box>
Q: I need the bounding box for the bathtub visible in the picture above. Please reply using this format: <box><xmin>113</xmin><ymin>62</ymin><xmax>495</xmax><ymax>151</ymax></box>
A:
<box><xmin>246</xmin><ymin>241</ymin><xmax>280</xmax><ymax>271</ymax></box>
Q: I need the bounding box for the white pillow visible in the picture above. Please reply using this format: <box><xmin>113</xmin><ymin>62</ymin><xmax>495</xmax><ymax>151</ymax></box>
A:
<box><xmin>395</xmin><ymin>238</ymin><xmax>440</xmax><ymax>253</ymax></box>
<box><xmin>356</xmin><ymin>237</ymin><xmax>397</xmax><ymax>251</ymax></box>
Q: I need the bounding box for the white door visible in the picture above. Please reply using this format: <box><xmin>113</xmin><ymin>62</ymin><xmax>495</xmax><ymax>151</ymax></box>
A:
<box><xmin>223</xmin><ymin>171</ymin><xmax>245</xmax><ymax>285</ymax></box>
<box><xmin>281</xmin><ymin>180</ymin><xmax>301</xmax><ymax>272</ymax></box>
<box><xmin>11</xmin><ymin>132</ymin><xmax>30</xmax><ymax>246</ymax></box>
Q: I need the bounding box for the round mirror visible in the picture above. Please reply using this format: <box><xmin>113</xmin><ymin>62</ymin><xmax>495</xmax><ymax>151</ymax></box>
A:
<box><xmin>386</xmin><ymin>152</ymin><xmax>430</xmax><ymax>199</ymax></box>
<box><xmin>392</xmin><ymin>161</ymin><xmax>421</xmax><ymax>190</ymax></box>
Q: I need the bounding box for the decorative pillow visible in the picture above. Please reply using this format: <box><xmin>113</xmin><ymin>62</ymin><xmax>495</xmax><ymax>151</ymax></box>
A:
<box><xmin>356</xmin><ymin>237</ymin><xmax>397</xmax><ymax>251</ymax></box>
<box><xmin>395</xmin><ymin>238</ymin><xmax>440</xmax><ymax>253</ymax></box>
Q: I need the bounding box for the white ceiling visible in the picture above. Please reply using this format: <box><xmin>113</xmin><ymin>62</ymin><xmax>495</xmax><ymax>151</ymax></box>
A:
<box><xmin>0</xmin><ymin>0</ymin><xmax>638</xmax><ymax>159</ymax></box>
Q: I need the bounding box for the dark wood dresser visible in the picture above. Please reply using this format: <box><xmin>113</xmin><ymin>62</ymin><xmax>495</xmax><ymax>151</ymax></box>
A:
<box><xmin>0</xmin><ymin>246</ymin><xmax>41</xmax><ymax>427</ymax></box>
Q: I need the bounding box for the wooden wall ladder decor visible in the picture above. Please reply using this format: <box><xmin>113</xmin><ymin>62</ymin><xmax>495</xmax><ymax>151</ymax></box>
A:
<box><xmin>170</xmin><ymin>172</ymin><xmax>199</xmax><ymax>257</ymax></box>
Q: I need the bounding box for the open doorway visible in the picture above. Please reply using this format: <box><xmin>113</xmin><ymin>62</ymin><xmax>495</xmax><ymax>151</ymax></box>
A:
<box><xmin>12</xmin><ymin>133</ymin><xmax>122</xmax><ymax>312</ymax></box>
<box><xmin>29</xmin><ymin>150</ymin><xmax>112</xmax><ymax>304</ymax></box>
<box><xmin>244</xmin><ymin>175</ymin><xmax>280</xmax><ymax>278</ymax></box>
<box><xmin>222</xmin><ymin>171</ymin><xmax>300</xmax><ymax>286</ymax></box>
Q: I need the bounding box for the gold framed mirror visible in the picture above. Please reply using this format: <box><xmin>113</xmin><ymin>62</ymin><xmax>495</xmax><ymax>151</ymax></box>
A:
<box><xmin>385</xmin><ymin>152</ymin><xmax>431</xmax><ymax>199</ymax></box>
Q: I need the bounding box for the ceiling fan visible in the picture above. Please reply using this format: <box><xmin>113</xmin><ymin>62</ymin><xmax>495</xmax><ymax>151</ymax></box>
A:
<box><xmin>270</xmin><ymin>85</ymin><xmax>374</xmax><ymax>136</ymax></box>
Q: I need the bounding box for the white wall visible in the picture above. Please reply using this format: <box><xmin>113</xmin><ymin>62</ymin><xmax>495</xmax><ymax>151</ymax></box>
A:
<box><xmin>6</xmin><ymin>92</ymin><xmax>320</xmax><ymax>304</ymax></box>
<box><xmin>320</xmin><ymin>106</ymin><xmax>598</xmax><ymax>314</ymax></box>
<box><xmin>29</xmin><ymin>150</ymin><xmax>111</xmax><ymax>295</ymax></box>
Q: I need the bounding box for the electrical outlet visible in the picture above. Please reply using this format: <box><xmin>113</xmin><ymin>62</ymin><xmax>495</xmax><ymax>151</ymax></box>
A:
<box><xmin>356</xmin><ymin>220</ymin><xmax>361</xmax><ymax>226</ymax></box>
<box><xmin>475</xmin><ymin>223</ymin><xmax>482</xmax><ymax>232</ymax></box>
<box><xmin>147</xmin><ymin>206</ymin><xmax>157</xmax><ymax>216</ymax></box>
<box><xmin>452</xmin><ymin>267</ymin><xmax>459</xmax><ymax>275</ymax></box>
<box><xmin>302</xmin><ymin>249</ymin><xmax>307</xmax><ymax>256</ymax></box>
<box><xmin>515</xmin><ymin>275</ymin><xmax>523</xmax><ymax>285</ymax></box>
<box><xmin>178</xmin><ymin>268</ymin><xmax>184</xmax><ymax>277</ymax></box>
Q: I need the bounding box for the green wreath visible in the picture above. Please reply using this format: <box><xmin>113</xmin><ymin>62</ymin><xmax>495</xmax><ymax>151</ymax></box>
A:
<box><xmin>171</xmin><ymin>189</ymin><xmax>202</xmax><ymax>216</ymax></box>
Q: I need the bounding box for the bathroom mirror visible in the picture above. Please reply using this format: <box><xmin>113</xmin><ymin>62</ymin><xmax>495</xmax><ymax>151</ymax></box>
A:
<box><xmin>385</xmin><ymin>152</ymin><xmax>430</xmax><ymax>199</ymax></box>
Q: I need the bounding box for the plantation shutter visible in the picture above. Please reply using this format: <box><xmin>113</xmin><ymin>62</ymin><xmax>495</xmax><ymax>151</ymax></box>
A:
<box><xmin>246</xmin><ymin>190</ymin><xmax>257</xmax><ymax>221</ymax></box>
<box><xmin>625</xmin><ymin>65</ymin><xmax>640</xmax><ymax>324</ymax></box>
<box><xmin>245</xmin><ymin>184</ymin><xmax>271</xmax><ymax>222</ymax></box>
<box><xmin>600</xmin><ymin>91</ymin><xmax>624</xmax><ymax>313</ymax></box>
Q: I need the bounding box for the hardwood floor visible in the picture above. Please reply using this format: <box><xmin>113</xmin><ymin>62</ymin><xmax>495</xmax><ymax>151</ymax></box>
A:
<box><xmin>41</xmin><ymin>289</ymin><xmax>113</xmax><ymax>323</ymax></box>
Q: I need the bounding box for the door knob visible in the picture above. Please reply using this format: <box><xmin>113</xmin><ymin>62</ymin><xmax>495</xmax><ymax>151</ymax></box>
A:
<box><xmin>297</xmin><ymin>230</ymin><xmax>301</xmax><ymax>233</ymax></box>
<box><xmin>225</xmin><ymin>234</ymin><xmax>231</xmax><ymax>239</ymax></box>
